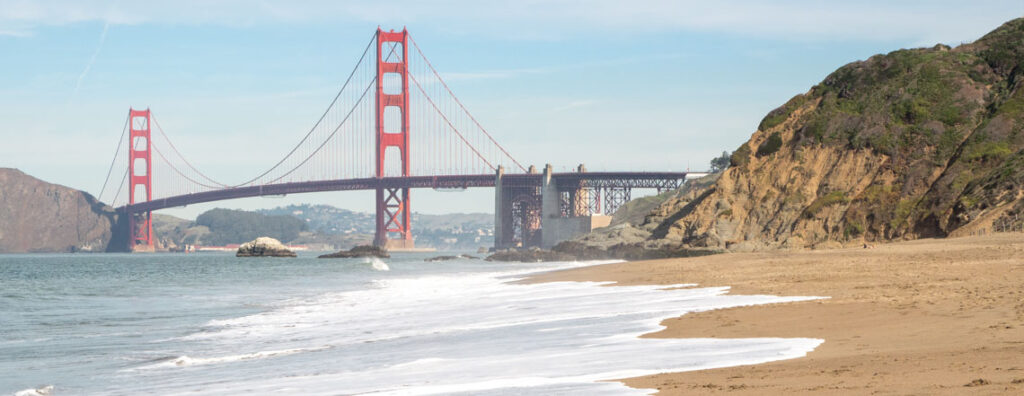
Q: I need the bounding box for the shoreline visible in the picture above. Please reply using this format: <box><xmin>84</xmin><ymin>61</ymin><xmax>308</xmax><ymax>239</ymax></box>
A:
<box><xmin>527</xmin><ymin>233</ymin><xmax>1024</xmax><ymax>395</ymax></box>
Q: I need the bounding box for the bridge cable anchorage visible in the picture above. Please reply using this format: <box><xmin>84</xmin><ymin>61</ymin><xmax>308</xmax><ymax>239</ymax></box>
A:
<box><xmin>98</xmin><ymin>111</ymin><xmax>131</xmax><ymax>202</ymax></box>
<box><xmin>228</xmin><ymin>31</ymin><xmax>378</xmax><ymax>188</ymax></box>
<box><xmin>408</xmin><ymin>72</ymin><xmax>495</xmax><ymax>171</ymax></box>
<box><xmin>150</xmin><ymin>115</ymin><xmax>230</xmax><ymax>188</ymax></box>
<box><xmin>264</xmin><ymin>77</ymin><xmax>378</xmax><ymax>185</ymax></box>
<box><xmin>408</xmin><ymin>35</ymin><xmax>526</xmax><ymax>173</ymax></box>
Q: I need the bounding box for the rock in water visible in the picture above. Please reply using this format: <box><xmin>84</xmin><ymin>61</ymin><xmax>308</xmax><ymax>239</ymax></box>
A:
<box><xmin>425</xmin><ymin>255</ymin><xmax>459</xmax><ymax>262</ymax></box>
<box><xmin>236</xmin><ymin>237</ymin><xmax>296</xmax><ymax>257</ymax></box>
<box><xmin>318</xmin><ymin>244</ymin><xmax>390</xmax><ymax>259</ymax></box>
<box><xmin>484</xmin><ymin>248</ymin><xmax>576</xmax><ymax>263</ymax></box>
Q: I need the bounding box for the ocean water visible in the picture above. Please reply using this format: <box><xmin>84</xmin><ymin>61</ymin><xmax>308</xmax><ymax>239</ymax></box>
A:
<box><xmin>1</xmin><ymin>252</ymin><xmax>823</xmax><ymax>395</ymax></box>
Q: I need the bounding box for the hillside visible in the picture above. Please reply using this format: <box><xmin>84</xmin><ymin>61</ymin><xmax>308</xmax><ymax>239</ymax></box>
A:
<box><xmin>619</xmin><ymin>18</ymin><xmax>1024</xmax><ymax>251</ymax></box>
<box><xmin>0</xmin><ymin>168</ymin><xmax>119</xmax><ymax>252</ymax></box>
<box><xmin>664</xmin><ymin>18</ymin><xmax>1024</xmax><ymax>249</ymax></box>
<box><xmin>153</xmin><ymin>204</ymin><xmax>494</xmax><ymax>250</ymax></box>
<box><xmin>257</xmin><ymin>204</ymin><xmax>493</xmax><ymax>249</ymax></box>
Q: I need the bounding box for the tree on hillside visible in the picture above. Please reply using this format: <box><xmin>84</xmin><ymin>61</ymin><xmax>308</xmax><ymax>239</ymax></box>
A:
<box><xmin>710</xmin><ymin>151</ymin><xmax>731</xmax><ymax>173</ymax></box>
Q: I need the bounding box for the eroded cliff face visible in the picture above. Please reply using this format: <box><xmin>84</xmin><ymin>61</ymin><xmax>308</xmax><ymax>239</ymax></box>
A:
<box><xmin>647</xmin><ymin>18</ymin><xmax>1024</xmax><ymax>250</ymax></box>
<box><xmin>0</xmin><ymin>168</ymin><xmax>119</xmax><ymax>252</ymax></box>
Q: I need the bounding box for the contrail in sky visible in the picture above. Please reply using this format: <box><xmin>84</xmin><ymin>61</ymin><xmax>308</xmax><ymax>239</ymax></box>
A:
<box><xmin>73</xmin><ymin>22</ymin><xmax>110</xmax><ymax>97</ymax></box>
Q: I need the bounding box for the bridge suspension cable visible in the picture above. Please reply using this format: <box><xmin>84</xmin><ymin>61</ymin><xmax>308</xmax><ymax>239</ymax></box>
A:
<box><xmin>150</xmin><ymin>144</ymin><xmax>226</xmax><ymax>190</ymax></box>
<box><xmin>97</xmin><ymin>111</ymin><xmax>130</xmax><ymax>203</ymax></box>
<box><xmin>408</xmin><ymin>72</ymin><xmax>495</xmax><ymax>171</ymax></box>
<box><xmin>104</xmin><ymin>29</ymin><xmax>530</xmax><ymax>210</ymax></box>
<box><xmin>262</xmin><ymin>76</ymin><xmax>377</xmax><ymax>185</ymax></box>
<box><xmin>150</xmin><ymin>115</ymin><xmax>230</xmax><ymax>188</ymax></box>
<box><xmin>408</xmin><ymin>34</ymin><xmax>526</xmax><ymax>173</ymax></box>
<box><xmin>228</xmin><ymin>32</ymin><xmax>378</xmax><ymax>187</ymax></box>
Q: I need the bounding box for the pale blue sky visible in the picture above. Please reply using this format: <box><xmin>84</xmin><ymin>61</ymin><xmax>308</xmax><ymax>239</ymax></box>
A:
<box><xmin>1</xmin><ymin>1</ymin><xmax>1020</xmax><ymax>218</ymax></box>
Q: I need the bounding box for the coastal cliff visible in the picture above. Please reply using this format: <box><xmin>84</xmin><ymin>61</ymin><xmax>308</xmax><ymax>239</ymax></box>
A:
<box><xmin>628</xmin><ymin>18</ymin><xmax>1024</xmax><ymax>250</ymax></box>
<box><xmin>0</xmin><ymin>168</ymin><xmax>119</xmax><ymax>253</ymax></box>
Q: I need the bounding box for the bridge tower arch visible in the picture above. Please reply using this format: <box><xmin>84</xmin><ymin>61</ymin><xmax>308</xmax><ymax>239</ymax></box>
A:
<box><xmin>374</xmin><ymin>28</ymin><xmax>413</xmax><ymax>249</ymax></box>
<box><xmin>128</xmin><ymin>108</ymin><xmax>155</xmax><ymax>252</ymax></box>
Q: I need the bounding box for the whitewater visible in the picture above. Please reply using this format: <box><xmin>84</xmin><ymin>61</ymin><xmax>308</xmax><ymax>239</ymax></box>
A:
<box><xmin>1</xmin><ymin>252</ymin><xmax>823</xmax><ymax>395</ymax></box>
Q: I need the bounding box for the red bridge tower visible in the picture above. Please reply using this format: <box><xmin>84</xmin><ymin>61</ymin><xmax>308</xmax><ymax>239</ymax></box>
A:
<box><xmin>128</xmin><ymin>108</ymin><xmax>155</xmax><ymax>251</ymax></box>
<box><xmin>374</xmin><ymin>28</ymin><xmax>413</xmax><ymax>249</ymax></box>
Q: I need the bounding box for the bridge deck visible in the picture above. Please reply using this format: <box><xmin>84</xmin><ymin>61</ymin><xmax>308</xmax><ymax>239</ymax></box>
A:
<box><xmin>118</xmin><ymin>172</ymin><xmax>687</xmax><ymax>213</ymax></box>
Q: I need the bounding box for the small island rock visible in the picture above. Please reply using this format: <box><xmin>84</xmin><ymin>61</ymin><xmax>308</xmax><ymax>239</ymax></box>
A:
<box><xmin>318</xmin><ymin>245</ymin><xmax>390</xmax><ymax>259</ymax></box>
<box><xmin>236</xmin><ymin>237</ymin><xmax>297</xmax><ymax>257</ymax></box>
<box><xmin>484</xmin><ymin>248</ymin><xmax>575</xmax><ymax>263</ymax></box>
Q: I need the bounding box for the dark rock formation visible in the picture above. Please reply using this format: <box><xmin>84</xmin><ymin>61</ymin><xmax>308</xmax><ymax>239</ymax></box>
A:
<box><xmin>236</xmin><ymin>237</ymin><xmax>297</xmax><ymax>257</ymax></box>
<box><xmin>318</xmin><ymin>244</ymin><xmax>390</xmax><ymax>259</ymax></box>
<box><xmin>0</xmin><ymin>168</ymin><xmax>118</xmax><ymax>253</ymax></box>
<box><xmin>484</xmin><ymin>248</ymin><xmax>575</xmax><ymax>263</ymax></box>
<box><xmin>551</xmin><ymin>240</ymin><xmax>721</xmax><ymax>261</ymax></box>
<box><xmin>424</xmin><ymin>254</ymin><xmax>480</xmax><ymax>262</ymax></box>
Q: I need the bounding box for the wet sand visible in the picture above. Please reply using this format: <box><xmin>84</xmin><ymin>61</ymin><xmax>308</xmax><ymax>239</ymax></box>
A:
<box><xmin>528</xmin><ymin>233</ymin><xmax>1024</xmax><ymax>395</ymax></box>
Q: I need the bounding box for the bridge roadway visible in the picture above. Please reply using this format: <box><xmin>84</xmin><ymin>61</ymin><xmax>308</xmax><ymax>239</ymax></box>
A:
<box><xmin>117</xmin><ymin>172</ymin><xmax>688</xmax><ymax>214</ymax></box>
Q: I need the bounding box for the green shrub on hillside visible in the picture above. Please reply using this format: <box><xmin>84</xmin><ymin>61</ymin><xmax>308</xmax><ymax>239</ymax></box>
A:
<box><xmin>803</xmin><ymin>191</ymin><xmax>849</xmax><ymax>218</ymax></box>
<box><xmin>730</xmin><ymin>143</ymin><xmax>751</xmax><ymax>168</ymax></box>
<box><xmin>756</xmin><ymin>132</ymin><xmax>783</xmax><ymax>157</ymax></box>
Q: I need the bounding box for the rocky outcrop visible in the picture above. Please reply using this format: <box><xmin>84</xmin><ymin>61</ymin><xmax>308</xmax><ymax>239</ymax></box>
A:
<box><xmin>236</xmin><ymin>237</ymin><xmax>296</xmax><ymax>257</ymax></box>
<box><xmin>485</xmin><ymin>248</ymin><xmax>576</xmax><ymax>263</ymax></box>
<box><xmin>318</xmin><ymin>245</ymin><xmax>390</xmax><ymax>259</ymax></box>
<box><xmin>424</xmin><ymin>254</ymin><xmax>478</xmax><ymax>262</ymax></box>
<box><xmin>638</xmin><ymin>18</ymin><xmax>1024</xmax><ymax>251</ymax></box>
<box><xmin>484</xmin><ymin>243</ymin><xmax>720</xmax><ymax>262</ymax></box>
<box><xmin>0</xmin><ymin>168</ymin><xmax>118</xmax><ymax>253</ymax></box>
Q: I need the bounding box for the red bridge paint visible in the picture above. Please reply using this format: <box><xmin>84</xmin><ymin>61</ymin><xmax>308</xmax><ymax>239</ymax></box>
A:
<box><xmin>128</xmin><ymin>109</ymin><xmax>154</xmax><ymax>250</ymax></box>
<box><xmin>375</xmin><ymin>28</ymin><xmax>413</xmax><ymax>248</ymax></box>
<box><xmin>105</xmin><ymin>29</ymin><xmax>692</xmax><ymax>252</ymax></box>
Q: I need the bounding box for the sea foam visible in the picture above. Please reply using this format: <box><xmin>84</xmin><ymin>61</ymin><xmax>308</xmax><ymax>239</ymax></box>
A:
<box><xmin>14</xmin><ymin>385</ymin><xmax>53</xmax><ymax>396</ymax></box>
<box><xmin>126</xmin><ymin>261</ymin><xmax>825</xmax><ymax>395</ymax></box>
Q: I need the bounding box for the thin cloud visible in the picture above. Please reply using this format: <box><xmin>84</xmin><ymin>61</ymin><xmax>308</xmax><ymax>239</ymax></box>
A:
<box><xmin>553</xmin><ymin>100</ymin><xmax>599</xmax><ymax>112</ymax></box>
<box><xmin>72</xmin><ymin>22</ymin><xmax>108</xmax><ymax>98</ymax></box>
<box><xmin>437</xmin><ymin>53</ymin><xmax>684</xmax><ymax>83</ymax></box>
<box><xmin>0</xmin><ymin>1</ymin><xmax>1017</xmax><ymax>44</ymax></box>
<box><xmin>0</xmin><ymin>28</ymin><xmax>32</xmax><ymax>37</ymax></box>
<box><xmin>439</xmin><ymin>68</ymin><xmax>546</xmax><ymax>82</ymax></box>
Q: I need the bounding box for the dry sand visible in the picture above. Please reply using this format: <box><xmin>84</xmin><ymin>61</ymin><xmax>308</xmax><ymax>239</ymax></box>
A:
<box><xmin>529</xmin><ymin>233</ymin><xmax>1024</xmax><ymax>395</ymax></box>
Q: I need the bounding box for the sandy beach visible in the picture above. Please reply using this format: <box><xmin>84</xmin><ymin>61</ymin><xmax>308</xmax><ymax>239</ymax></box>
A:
<box><xmin>529</xmin><ymin>233</ymin><xmax>1024</xmax><ymax>395</ymax></box>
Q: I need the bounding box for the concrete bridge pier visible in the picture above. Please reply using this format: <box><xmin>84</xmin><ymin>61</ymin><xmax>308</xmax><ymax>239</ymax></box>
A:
<box><xmin>539</xmin><ymin>164</ymin><xmax>611</xmax><ymax>249</ymax></box>
<box><xmin>494</xmin><ymin>165</ymin><xmax>506</xmax><ymax>249</ymax></box>
<box><xmin>494</xmin><ymin>164</ymin><xmax>542</xmax><ymax>249</ymax></box>
<box><xmin>494</xmin><ymin>163</ymin><xmax>613</xmax><ymax>250</ymax></box>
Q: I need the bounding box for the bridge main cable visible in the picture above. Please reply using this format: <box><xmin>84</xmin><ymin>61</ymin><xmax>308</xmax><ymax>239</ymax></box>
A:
<box><xmin>227</xmin><ymin>31</ymin><xmax>378</xmax><ymax>188</ymax></box>
<box><xmin>409</xmin><ymin>34</ymin><xmax>527</xmax><ymax>173</ymax></box>
<box><xmin>97</xmin><ymin>111</ymin><xmax>131</xmax><ymax>202</ymax></box>
<box><xmin>408</xmin><ymin>72</ymin><xmax>495</xmax><ymax>171</ymax></box>
<box><xmin>151</xmin><ymin>114</ymin><xmax>230</xmax><ymax>188</ymax></box>
<box><xmin>262</xmin><ymin>76</ymin><xmax>377</xmax><ymax>185</ymax></box>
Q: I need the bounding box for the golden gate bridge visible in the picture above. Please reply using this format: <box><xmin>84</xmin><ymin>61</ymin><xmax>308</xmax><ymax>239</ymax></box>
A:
<box><xmin>97</xmin><ymin>28</ymin><xmax>687</xmax><ymax>252</ymax></box>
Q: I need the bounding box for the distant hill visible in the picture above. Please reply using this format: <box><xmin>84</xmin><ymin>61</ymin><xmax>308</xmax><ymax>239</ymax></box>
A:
<box><xmin>151</xmin><ymin>204</ymin><xmax>494</xmax><ymax>250</ymax></box>
<box><xmin>194</xmin><ymin>208</ymin><xmax>308</xmax><ymax>246</ymax></box>
<box><xmin>634</xmin><ymin>18</ymin><xmax>1024</xmax><ymax>250</ymax></box>
<box><xmin>257</xmin><ymin>204</ymin><xmax>493</xmax><ymax>250</ymax></box>
<box><xmin>0</xmin><ymin>168</ymin><xmax>119</xmax><ymax>252</ymax></box>
<box><xmin>257</xmin><ymin>204</ymin><xmax>375</xmax><ymax>235</ymax></box>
